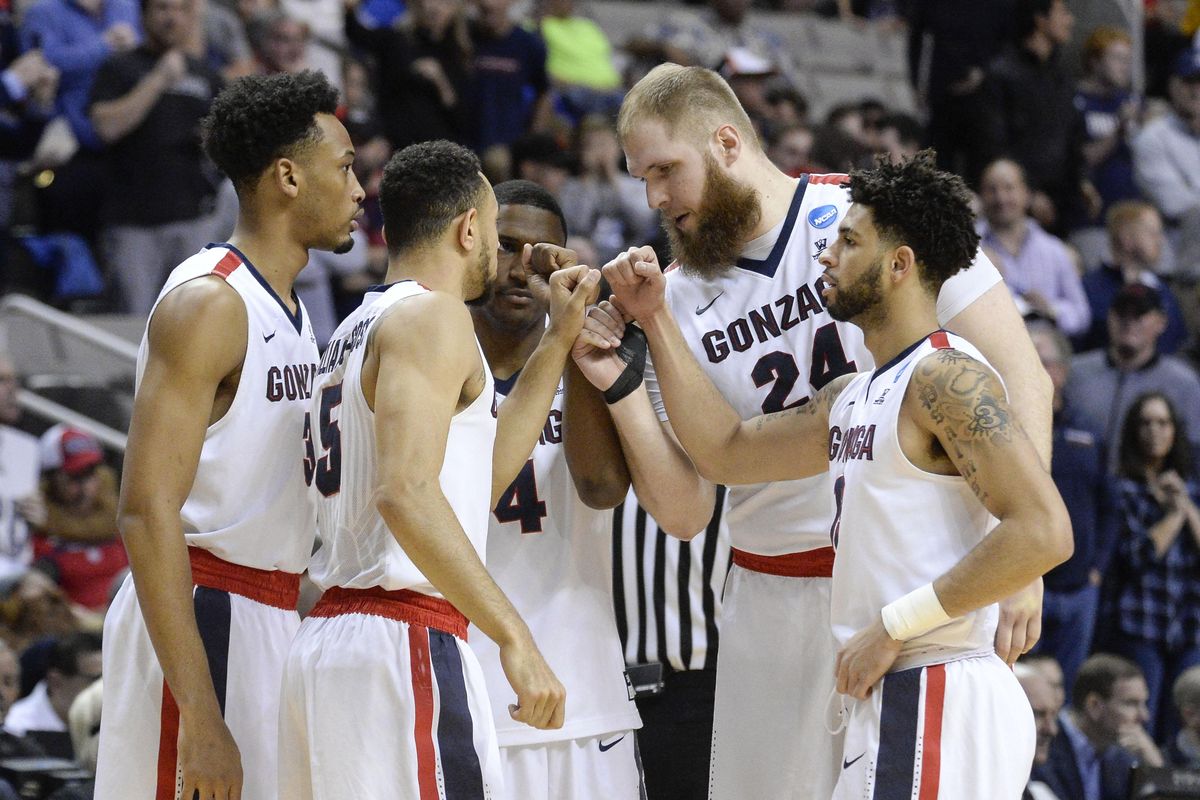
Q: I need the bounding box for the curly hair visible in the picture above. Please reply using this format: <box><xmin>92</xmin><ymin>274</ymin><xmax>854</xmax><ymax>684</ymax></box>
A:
<box><xmin>201</xmin><ymin>71</ymin><xmax>339</xmax><ymax>192</ymax></box>
<box><xmin>847</xmin><ymin>150</ymin><xmax>980</xmax><ymax>294</ymax></box>
<box><xmin>494</xmin><ymin>179</ymin><xmax>568</xmax><ymax>242</ymax></box>
<box><xmin>380</xmin><ymin>141</ymin><xmax>486</xmax><ymax>255</ymax></box>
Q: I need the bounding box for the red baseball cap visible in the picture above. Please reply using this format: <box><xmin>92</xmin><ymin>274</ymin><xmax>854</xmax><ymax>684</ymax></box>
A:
<box><xmin>39</xmin><ymin>425</ymin><xmax>104</xmax><ymax>475</ymax></box>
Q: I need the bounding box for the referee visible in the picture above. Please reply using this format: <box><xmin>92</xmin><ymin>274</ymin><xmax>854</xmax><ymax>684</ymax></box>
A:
<box><xmin>613</xmin><ymin>486</ymin><xmax>730</xmax><ymax>800</ymax></box>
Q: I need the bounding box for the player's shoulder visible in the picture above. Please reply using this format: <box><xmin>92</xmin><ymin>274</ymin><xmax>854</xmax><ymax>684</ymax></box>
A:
<box><xmin>373</xmin><ymin>289</ymin><xmax>474</xmax><ymax>350</ymax></box>
<box><xmin>910</xmin><ymin>345</ymin><xmax>1001</xmax><ymax>400</ymax></box>
<box><xmin>152</xmin><ymin>274</ymin><xmax>246</xmax><ymax>338</ymax></box>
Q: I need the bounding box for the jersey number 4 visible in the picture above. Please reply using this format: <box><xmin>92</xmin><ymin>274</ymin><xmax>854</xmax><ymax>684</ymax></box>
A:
<box><xmin>494</xmin><ymin>459</ymin><xmax>547</xmax><ymax>534</ymax></box>
<box><xmin>303</xmin><ymin>383</ymin><xmax>342</xmax><ymax>497</ymax></box>
<box><xmin>752</xmin><ymin>323</ymin><xmax>856</xmax><ymax>414</ymax></box>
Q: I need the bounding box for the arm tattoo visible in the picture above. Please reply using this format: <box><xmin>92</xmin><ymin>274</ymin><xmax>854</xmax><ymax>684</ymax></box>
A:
<box><xmin>912</xmin><ymin>350</ymin><xmax>1026</xmax><ymax>505</ymax></box>
<box><xmin>752</xmin><ymin>373</ymin><xmax>856</xmax><ymax>432</ymax></box>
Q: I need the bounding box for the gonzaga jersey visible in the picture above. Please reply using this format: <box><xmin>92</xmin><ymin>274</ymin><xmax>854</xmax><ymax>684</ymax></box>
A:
<box><xmin>469</xmin><ymin>379</ymin><xmax>641</xmax><ymax>747</ymax></box>
<box><xmin>135</xmin><ymin>244</ymin><xmax>319</xmax><ymax>573</ymax></box>
<box><xmin>647</xmin><ymin>175</ymin><xmax>1002</xmax><ymax>555</ymax></box>
<box><xmin>828</xmin><ymin>331</ymin><xmax>1001</xmax><ymax>670</ymax></box>
<box><xmin>307</xmin><ymin>282</ymin><xmax>497</xmax><ymax>595</ymax></box>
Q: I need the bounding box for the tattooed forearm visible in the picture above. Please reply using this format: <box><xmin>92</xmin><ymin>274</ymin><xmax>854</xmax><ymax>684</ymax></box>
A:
<box><xmin>752</xmin><ymin>372</ymin><xmax>856</xmax><ymax>432</ymax></box>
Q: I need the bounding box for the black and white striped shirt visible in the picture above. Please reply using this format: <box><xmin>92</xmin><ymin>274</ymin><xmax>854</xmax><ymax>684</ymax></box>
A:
<box><xmin>612</xmin><ymin>486</ymin><xmax>732</xmax><ymax>673</ymax></box>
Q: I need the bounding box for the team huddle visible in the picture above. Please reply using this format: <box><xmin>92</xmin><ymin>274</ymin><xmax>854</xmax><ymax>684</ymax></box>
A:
<box><xmin>94</xmin><ymin>63</ymin><xmax>1071</xmax><ymax>800</ymax></box>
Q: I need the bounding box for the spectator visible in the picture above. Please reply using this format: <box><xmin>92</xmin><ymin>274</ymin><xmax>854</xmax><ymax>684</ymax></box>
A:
<box><xmin>0</xmin><ymin>571</ymin><xmax>86</xmax><ymax>655</ymax></box>
<box><xmin>194</xmin><ymin>0</ymin><xmax>254</xmax><ymax>79</ymax></box>
<box><xmin>718</xmin><ymin>46</ymin><xmax>776</xmax><ymax>138</ymax></box>
<box><xmin>1029</xmin><ymin>321</ymin><xmax>1118</xmax><ymax>689</ymax></box>
<box><xmin>31</xmin><ymin>426</ymin><xmax>127</xmax><ymax>612</ymax></box>
<box><xmin>766</xmin><ymin>122</ymin><xmax>813</xmax><ymax>177</ymax></box>
<box><xmin>1075</xmin><ymin>27</ymin><xmax>1141</xmax><ymax>224</ymax></box>
<box><xmin>978</xmin><ymin>0</ymin><xmax>1088</xmax><ymax>233</ymax></box>
<box><xmin>634</xmin><ymin>0</ymin><xmax>795</xmax><ymax>84</ymax></box>
<box><xmin>536</xmin><ymin>0</ymin><xmax>622</xmax><ymax>120</ymax></box>
<box><xmin>248</xmin><ymin>10</ymin><xmax>309</xmax><ymax>75</ymax></box>
<box><xmin>4</xmin><ymin>632</ymin><xmax>100</xmax><ymax>755</ymax></box>
<box><xmin>1132</xmin><ymin>49</ymin><xmax>1200</xmax><ymax>283</ymax></box>
<box><xmin>1065</xmin><ymin>284</ymin><xmax>1200</xmax><ymax>474</ymax></box>
<box><xmin>0</xmin><ymin>352</ymin><xmax>39</xmax><ymax>581</ymax></box>
<box><xmin>1078</xmin><ymin>201</ymin><xmax>1188</xmax><ymax>355</ymax></box>
<box><xmin>1025</xmin><ymin>650</ymin><xmax>1068</xmax><ymax>711</ymax></box>
<box><xmin>45</xmin><ymin>678</ymin><xmax>101</xmax><ymax>799</ymax></box>
<box><xmin>88</xmin><ymin>0</ymin><xmax>223</xmax><ymax>315</ymax></box>
<box><xmin>1105</xmin><ymin>392</ymin><xmax>1200</xmax><ymax>740</ymax></box>
<box><xmin>765</xmin><ymin>84</ymin><xmax>807</xmax><ymax>128</ymax></box>
<box><xmin>0</xmin><ymin>28</ymin><xmax>58</xmax><ymax>159</ymax></box>
<box><xmin>1168</xmin><ymin>665</ymin><xmax>1200</xmax><ymax>766</ymax></box>
<box><xmin>876</xmin><ymin>112</ymin><xmax>922</xmax><ymax>164</ymax></box>
<box><xmin>1017</xmin><ymin>660</ymin><xmax>1064</xmax><ymax>800</ymax></box>
<box><xmin>906</xmin><ymin>0</ymin><xmax>1014</xmax><ymax>180</ymax></box>
<box><xmin>558</xmin><ymin>114</ymin><xmax>656</xmax><ymax>262</ymax></box>
<box><xmin>1035</xmin><ymin>653</ymin><xmax>1161</xmax><ymax>800</ymax></box>
<box><xmin>345</xmin><ymin>0</ymin><xmax>474</xmax><ymax>149</ymax></box>
<box><xmin>510</xmin><ymin>131</ymin><xmax>571</xmax><ymax>196</ymax></box>
<box><xmin>469</xmin><ymin>0</ymin><xmax>552</xmax><ymax>155</ymax></box>
<box><xmin>977</xmin><ymin>158</ymin><xmax>1091</xmax><ymax>336</ymax></box>
<box><xmin>19</xmin><ymin>0</ymin><xmax>140</xmax><ymax>241</ymax></box>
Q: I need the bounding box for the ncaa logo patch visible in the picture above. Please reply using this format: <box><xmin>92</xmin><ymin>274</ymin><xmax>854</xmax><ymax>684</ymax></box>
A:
<box><xmin>808</xmin><ymin>204</ymin><xmax>838</xmax><ymax>229</ymax></box>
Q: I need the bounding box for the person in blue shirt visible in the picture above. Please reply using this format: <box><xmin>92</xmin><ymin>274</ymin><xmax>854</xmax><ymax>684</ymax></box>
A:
<box><xmin>1029</xmin><ymin>320</ymin><xmax>1119</xmax><ymax>691</ymax></box>
<box><xmin>1074</xmin><ymin>26</ymin><xmax>1141</xmax><ymax>222</ymax></box>
<box><xmin>469</xmin><ymin>0</ymin><xmax>551</xmax><ymax>156</ymax></box>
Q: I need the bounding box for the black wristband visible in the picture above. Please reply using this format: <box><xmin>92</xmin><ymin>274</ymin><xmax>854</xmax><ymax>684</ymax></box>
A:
<box><xmin>603</xmin><ymin>325</ymin><xmax>648</xmax><ymax>405</ymax></box>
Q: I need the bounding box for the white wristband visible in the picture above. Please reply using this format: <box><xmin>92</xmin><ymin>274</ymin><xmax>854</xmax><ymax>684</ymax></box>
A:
<box><xmin>880</xmin><ymin>583</ymin><xmax>952</xmax><ymax>642</ymax></box>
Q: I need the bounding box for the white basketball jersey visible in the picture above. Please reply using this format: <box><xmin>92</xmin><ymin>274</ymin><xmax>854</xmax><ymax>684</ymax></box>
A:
<box><xmin>649</xmin><ymin>175</ymin><xmax>1002</xmax><ymax>555</ymax></box>
<box><xmin>828</xmin><ymin>331</ymin><xmax>1001</xmax><ymax>671</ymax></box>
<box><xmin>469</xmin><ymin>378</ymin><xmax>641</xmax><ymax>747</ymax></box>
<box><xmin>136</xmin><ymin>244</ymin><xmax>319</xmax><ymax>573</ymax></box>
<box><xmin>307</xmin><ymin>281</ymin><xmax>497</xmax><ymax>595</ymax></box>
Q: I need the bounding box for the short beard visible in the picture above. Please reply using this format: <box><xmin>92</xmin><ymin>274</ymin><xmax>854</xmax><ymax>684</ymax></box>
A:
<box><xmin>332</xmin><ymin>235</ymin><xmax>355</xmax><ymax>255</ymax></box>
<box><xmin>826</xmin><ymin>255</ymin><xmax>885</xmax><ymax>324</ymax></box>
<box><xmin>665</xmin><ymin>153</ymin><xmax>761</xmax><ymax>280</ymax></box>
<box><xmin>465</xmin><ymin>245</ymin><xmax>496</xmax><ymax>307</ymax></box>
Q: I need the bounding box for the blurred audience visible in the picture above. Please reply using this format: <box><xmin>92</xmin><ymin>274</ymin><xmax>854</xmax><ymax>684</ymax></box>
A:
<box><xmin>977</xmin><ymin>158</ymin><xmax>1090</xmax><ymax>337</ymax></box>
<box><xmin>1168</xmin><ymin>665</ymin><xmax>1200</xmax><ymax>767</ymax></box>
<box><xmin>536</xmin><ymin>0</ymin><xmax>622</xmax><ymax>120</ymax></box>
<box><xmin>0</xmin><ymin>353</ymin><xmax>38</xmax><ymax>581</ymax></box>
<box><xmin>31</xmin><ymin>426</ymin><xmax>126</xmax><ymax>612</ymax></box>
<box><xmin>557</xmin><ymin>114</ymin><xmax>655</xmax><ymax>262</ymax></box>
<box><xmin>1017</xmin><ymin>659</ymin><xmax>1064</xmax><ymax>800</ymax></box>
<box><xmin>766</xmin><ymin>122</ymin><xmax>813</xmax><ymax>177</ymax></box>
<box><xmin>1078</xmin><ymin>201</ymin><xmax>1188</xmax><ymax>355</ymax></box>
<box><xmin>1133</xmin><ymin>48</ymin><xmax>1200</xmax><ymax>284</ymax></box>
<box><xmin>978</xmin><ymin>0</ymin><xmax>1087</xmax><ymax>233</ymax></box>
<box><xmin>89</xmin><ymin>0</ymin><xmax>223</xmax><ymax>315</ymax></box>
<box><xmin>1034</xmin><ymin>653</ymin><xmax>1159</xmax><ymax>800</ymax></box>
<box><xmin>1030</xmin><ymin>321</ymin><xmax>1117</xmax><ymax>690</ymax></box>
<box><xmin>470</xmin><ymin>0</ymin><xmax>552</xmax><ymax>156</ymax></box>
<box><xmin>1066</xmin><ymin>285</ymin><xmax>1200</xmax><ymax>474</ymax></box>
<box><xmin>1075</xmin><ymin>27</ymin><xmax>1141</xmax><ymax>222</ymax></box>
<box><xmin>1106</xmin><ymin>392</ymin><xmax>1200</xmax><ymax>741</ymax></box>
<box><xmin>4</xmin><ymin>631</ymin><xmax>100</xmax><ymax>758</ymax></box>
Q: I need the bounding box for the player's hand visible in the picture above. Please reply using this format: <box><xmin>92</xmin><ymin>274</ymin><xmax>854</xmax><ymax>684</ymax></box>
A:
<box><xmin>499</xmin><ymin>636</ymin><xmax>566</xmax><ymax>730</ymax></box>
<box><xmin>602</xmin><ymin>246</ymin><xmax>666</xmax><ymax>323</ymax></box>
<box><xmin>178</xmin><ymin>710</ymin><xmax>243</xmax><ymax>800</ymax></box>
<box><xmin>572</xmin><ymin>300</ymin><xmax>628</xmax><ymax>391</ymax></box>
<box><xmin>547</xmin><ymin>264</ymin><xmax>600</xmax><ymax>344</ymax></box>
<box><xmin>835</xmin><ymin>618</ymin><xmax>902</xmax><ymax>701</ymax></box>
<box><xmin>523</xmin><ymin>243</ymin><xmax>578</xmax><ymax>307</ymax></box>
<box><xmin>994</xmin><ymin>577</ymin><xmax>1042</xmax><ymax>666</ymax></box>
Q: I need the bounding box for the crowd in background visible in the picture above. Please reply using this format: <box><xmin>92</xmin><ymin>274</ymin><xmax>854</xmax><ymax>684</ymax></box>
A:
<box><xmin>5</xmin><ymin>0</ymin><xmax>1200</xmax><ymax>795</ymax></box>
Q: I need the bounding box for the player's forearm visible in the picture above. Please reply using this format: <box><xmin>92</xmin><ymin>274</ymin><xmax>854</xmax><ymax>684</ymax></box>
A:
<box><xmin>932</xmin><ymin>507</ymin><xmax>1072</xmax><ymax>620</ymax></box>
<box><xmin>562</xmin><ymin>362</ymin><xmax>630</xmax><ymax>509</ymax></box>
<box><xmin>378</xmin><ymin>487</ymin><xmax>528</xmax><ymax>647</ymax></box>
<box><xmin>118</xmin><ymin>507</ymin><xmax>223</xmax><ymax>719</ymax></box>
<box><xmin>492</xmin><ymin>331</ymin><xmax>573</xmax><ymax>505</ymax></box>
<box><xmin>608</xmin><ymin>388</ymin><xmax>713</xmax><ymax>538</ymax></box>
<box><xmin>638</xmin><ymin>307</ymin><xmax>750</xmax><ymax>481</ymax></box>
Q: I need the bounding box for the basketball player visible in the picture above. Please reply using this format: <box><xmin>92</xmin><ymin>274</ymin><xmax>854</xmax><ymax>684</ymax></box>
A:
<box><xmin>467</xmin><ymin>180</ymin><xmax>643</xmax><ymax>799</ymax></box>
<box><xmin>279</xmin><ymin>143</ymin><xmax>598</xmax><ymax>799</ymax></box>
<box><xmin>572</xmin><ymin>63</ymin><xmax>1052</xmax><ymax>799</ymax></box>
<box><xmin>601</xmin><ymin>151</ymin><xmax>1072</xmax><ymax>798</ymax></box>
<box><xmin>96</xmin><ymin>71</ymin><xmax>362</xmax><ymax>800</ymax></box>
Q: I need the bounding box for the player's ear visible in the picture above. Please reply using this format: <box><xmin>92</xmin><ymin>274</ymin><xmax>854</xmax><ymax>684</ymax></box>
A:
<box><xmin>457</xmin><ymin>207</ymin><xmax>479</xmax><ymax>252</ymax></box>
<box><xmin>714</xmin><ymin>124</ymin><xmax>741</xmax><ymax>166</ymax></box>
<box><xmin>274</xmin><ymin>157</ymin><xmax>301</xmax><ymax>199</ymax></box>
<box><xmin>891</xmin><ymin>245</ymin><xmax>916</xmax><ymax>283</ymax></box>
